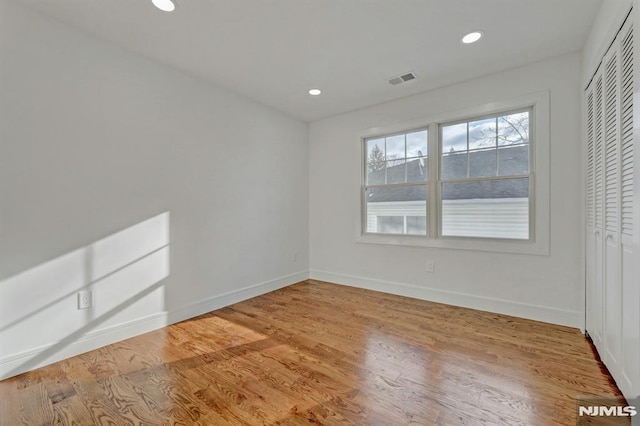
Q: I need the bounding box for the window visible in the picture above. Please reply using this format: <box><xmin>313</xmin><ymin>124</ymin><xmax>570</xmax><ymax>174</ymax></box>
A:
<box><xmin>364</xmin><ymin>129</ymin><xmax>428</xmax><ymax>235</ymax></box>
<box><xmin>359</xmin><ymin>92</ymin><xmax>549</xmax><ymax>255</ymax></box>
<box><xmin>440</xmin><ymin>109</ymin><xmax>531</xmax><ymax>239</ymax></box>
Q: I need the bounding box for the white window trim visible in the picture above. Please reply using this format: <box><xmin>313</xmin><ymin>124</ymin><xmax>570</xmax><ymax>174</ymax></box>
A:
<box><xmin>356</xmin><ymin>91</ymin><xmax>550</xmax><ymax>255</ymax></box>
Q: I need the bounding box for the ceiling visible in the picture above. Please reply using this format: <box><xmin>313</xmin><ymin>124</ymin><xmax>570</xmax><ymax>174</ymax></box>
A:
<box><xmin>19</xmin><ymin>0</ymin><xmax>602</xmax><ymax>122</ymax></box>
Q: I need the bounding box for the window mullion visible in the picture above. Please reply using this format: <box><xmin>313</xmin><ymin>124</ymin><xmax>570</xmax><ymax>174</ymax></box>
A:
<box><xmin>495</xmin><ymin>117</ymin><xmax>499</xmax><ymax>176</ymax></box>
<box><xmin>384</xmin><ymin>137</ymin><xmax>388</xmax><ymax>184</ymax></box>
<box><xmin>428</xmin><ymin>123</ymin><xmax>439</xmax><ymax>238</ymax></box>
<box><xmin>404</xmin><ymin>133</ymin><xmax>408</xmax><ymax>183</ymax></box>
<box><xmin>466</xmin><ymin>122</ymin><xmax>470</xmax><ymax>178</ymax></box>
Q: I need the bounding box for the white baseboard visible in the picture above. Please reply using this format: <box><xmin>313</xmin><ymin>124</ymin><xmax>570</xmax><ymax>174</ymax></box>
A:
<box><xmin>0</xmin><ymin>312</ymin><xmax>169</xmax><ymax>380</ymax></box>
<box><xmin>0</xmin><ymin>271</ymin><xmax>308</xmax><ymax>380</ymax></box>
<box><xmin>166</xmin><ymin>271</ymin><xmax>309</xmax><ymax>324</ymax></box>
<box><xmin>309</xmin><ymin>270</ymin><xmax>582</xmax><ymax>329</ymax></box>
<box><xmin>0</xmin><ymin>268</ymin><xmax>580</xmax><ymax>380</ymax></box>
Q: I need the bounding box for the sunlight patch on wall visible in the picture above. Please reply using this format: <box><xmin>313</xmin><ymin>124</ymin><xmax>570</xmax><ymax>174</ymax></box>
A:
<box><xmin>0</xmin><ymin>212</ymin><xmax>171</xmax><ymax>362</ymax></box>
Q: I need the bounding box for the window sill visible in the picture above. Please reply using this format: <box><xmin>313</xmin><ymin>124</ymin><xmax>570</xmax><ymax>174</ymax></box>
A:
<box><xmin>355</xmin><ymin>233</ymin><xmax>549</xmax><ymax>256</ymax></box>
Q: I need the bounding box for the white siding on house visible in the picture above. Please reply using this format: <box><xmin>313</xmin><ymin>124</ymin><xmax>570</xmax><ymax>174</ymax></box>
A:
<box><xmin>366</xmin><ymin>201</ymin><xmax>426</xmax><ymax>234</ymax></box>
<box><xmin>367</xmin><ymin>198</ymin><xmax>528</xmax><ymax>239</ymax></box>
<box><xmin>442</xmin><ymin>198</ymin><xmax>529</xmax><ymax>239</ymax></box>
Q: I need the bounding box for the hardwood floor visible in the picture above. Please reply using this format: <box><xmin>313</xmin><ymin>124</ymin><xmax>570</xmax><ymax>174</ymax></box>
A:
<box><xmin>0</xmin><ymin>280</ymin><xmax>624</xmax><ymax>425</ymax></box>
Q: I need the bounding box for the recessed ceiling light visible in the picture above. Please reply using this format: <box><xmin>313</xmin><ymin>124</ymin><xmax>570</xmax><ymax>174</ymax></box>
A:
<box><xmin>309</xmin><ymin>89</ymin><xmax>322</xmax><ymax>96</ymax></box>
<box><xmin>462</xmin><ymin>31</ymin><xmax>483</xmax><ymax>44</ymax></box>
<box><xmin>152</xmin><ymin>0</ymin><xmax>176</xmax><ymax>12</ymax></box>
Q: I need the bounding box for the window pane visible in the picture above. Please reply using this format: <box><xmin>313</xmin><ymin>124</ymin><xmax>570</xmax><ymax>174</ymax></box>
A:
<box><xmin>468</xmin><ymin>118</ymin><xmax>496</xmax><ymax>150</ymax></box>
<box><xmin>386</xmin><ymin>134</ymin><xmax>405</xmax><ymax>160</ymax></box>
<box><xmin>366</xmin><ymin>185</ymin><xmax>427</xmax><ymax>234</ymax></box>
<box><xmin>498</xmin><ymin>145</ymin><xmax>529</xmax><ymax>176</ymax></box>
<box><xmin>442</xmin><ymin>122</ymin><xmax>467</xmax><ymax>153</ymax></box>
<box><xmin>366</xmin><ymin>162</ymin><xmax>385</xmax><ymax>185</ymax></box>
<box><xmin>407</xmin><ymin>216</ymin><xmax>427</xmax><ymax>235</ymax></box>
<box><xmin>367</xmin><ymin>138</ymin><xmax>385</xmax><ymax>162</ymax></box>
<box><xmin>407</xmin><ymin>157</ymin><xmax>428</xmax><ymax>183</ymax></box>
<box><xmin>377</xmin><ymin>216</ymin><xmax>403</xmax><ymax>234</ymax></box>
<box><xmin>406</xmin><ymin>130</ymin><xmax>427</xmax><ymax>158</ymax></box>
<box><xmin>498</xmin><ymin>111</ymin><xmax>529</xmax><ymax>146</ymax></box>
<box><xmin>442</xmin><ymin>123</ymin><xmax>467</xmax><ymax>179</ymax></box>
<box><xmin>441</xmin><ymin>178</ymin><xmax>529</xmax><ymax>239</ymax></box>
<box><xmin>386</xmin><ymin>160</ymin><xmax>406</xmax><ymax>184</ymax></box>
<box><xmin>469</xmin><ymin>148</ymin><xmax>497</xmax><ymax>178</ymax></box>
<box><xmin>442</xmin><ymin>152</ymin><xmax>468</xmax><ymax>179</ymax></box>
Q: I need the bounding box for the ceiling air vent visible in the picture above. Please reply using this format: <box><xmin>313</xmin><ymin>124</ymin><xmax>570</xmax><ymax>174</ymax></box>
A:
<box><xmin>388</xmin><ymin>71</ymin><xmax>417</xmax><ymax>86</ymax></box>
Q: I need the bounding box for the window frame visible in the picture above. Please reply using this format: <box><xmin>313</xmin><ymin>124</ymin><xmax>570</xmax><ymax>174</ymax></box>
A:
<box><xmin>437</xmin><ymin>107</ymin><xmax>534</xmax><ymax>241</ymax></box>
<box><xmin>357</xmin><ymin>91</ymin><xmax>550</xmax><ymax>255</ymax></box>
<box><xmin>362</xmin><ymin>125</ymin><xmax>430</xmax><ymax>237</ymax></box>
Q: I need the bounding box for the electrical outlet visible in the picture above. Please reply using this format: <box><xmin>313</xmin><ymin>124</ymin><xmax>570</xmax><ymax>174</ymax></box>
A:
<box><xmin>426</xmin><ymin>260</ymin><xmax>435</xmax><ymax>273</ymax></box>
<box><xmin>292</xmin><ymin>251</ymin><xmax>298</xmax><ymax>263</ymax></box>
<box><xmin>77</xmin><ymin>291</ymin><xmax>92</xmax><ymax>310</ymax></box>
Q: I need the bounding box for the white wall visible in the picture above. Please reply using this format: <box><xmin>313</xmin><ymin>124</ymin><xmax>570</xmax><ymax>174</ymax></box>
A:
<box><xmin>0</xmin><ymin>0</ymin><xmax>308</xmax><ymax>379</ymax></box>
<box><xmin>309</xmin><ymin>53</ymin><xmax>584</xmax><ymax>328</ymax></box>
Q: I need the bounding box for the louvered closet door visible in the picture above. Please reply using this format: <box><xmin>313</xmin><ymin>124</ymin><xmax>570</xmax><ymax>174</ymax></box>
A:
<box><xmin>585</xmin><ymin>86</ymin><xmax>600</xmax><ymax>342</ymax></box>
<box><xmin>585</xmin><ymin>15</ymin><xmax>640</xmax><ymax>397</ymax></box>
<box><xmin>587</xmin><ymin>69</ymin><xmax>605</xmax><ymax>351</ymax></box>
<box><xmin>585</xmin><ymin>13</ymin><xmax>639</xmax><ymax>401</ymax></box>
<box><xmin>618</xmin><ymin>20</ymin><xmax>640</xmax><ymax>398</ymax></box>
<box><xmin>602</xmin><ymin>38</ymin><xmax>622</xmax><ymax>371</ymax></box>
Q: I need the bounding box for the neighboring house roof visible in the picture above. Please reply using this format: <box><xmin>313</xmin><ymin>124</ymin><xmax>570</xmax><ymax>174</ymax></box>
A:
<box><xmin>367</xmin><ymin>145</ymin><xmax>529</xmax><ymax>202</ymax></box>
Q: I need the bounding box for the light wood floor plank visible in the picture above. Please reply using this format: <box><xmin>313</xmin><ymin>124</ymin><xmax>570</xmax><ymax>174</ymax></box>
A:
<box><xmin>0</xmin><ymin>280</ymin><xmax>624</xmax><ymax>425</ymax></box>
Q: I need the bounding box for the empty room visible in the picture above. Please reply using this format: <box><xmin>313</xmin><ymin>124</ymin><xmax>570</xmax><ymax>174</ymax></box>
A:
<box><xmin>1</xmin><ymin>0</ymin><xmax>639</xmax><ymax>424</ymax></box>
